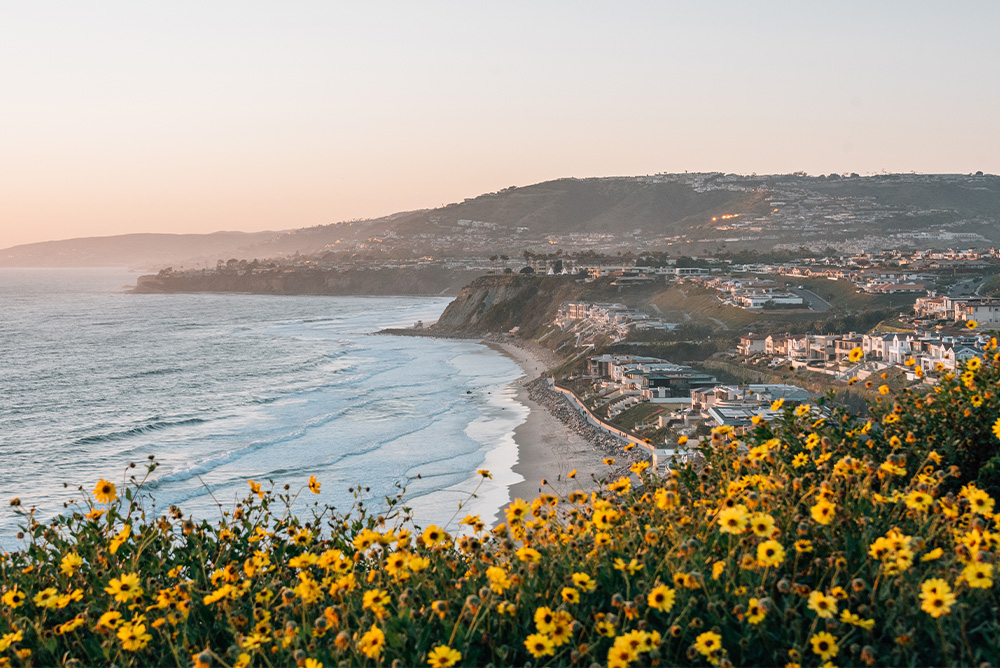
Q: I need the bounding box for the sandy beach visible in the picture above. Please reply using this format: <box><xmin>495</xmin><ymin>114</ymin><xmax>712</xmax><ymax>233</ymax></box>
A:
<box><xmin>483</xmin><ymin>340</ymin><xmax>607</xmax><ymax>507</ymax></box>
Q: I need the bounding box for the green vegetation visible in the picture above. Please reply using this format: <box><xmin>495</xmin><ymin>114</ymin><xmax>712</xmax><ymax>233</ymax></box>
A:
<box><xmin>650</xmin><ymin>285</ymin><xmax>819</xmax><ymax>331</ymax></box>
<box><xmin>608</xmin><ymin>403</ymin><xmax>665</xmax><ymax>433</ymax></box>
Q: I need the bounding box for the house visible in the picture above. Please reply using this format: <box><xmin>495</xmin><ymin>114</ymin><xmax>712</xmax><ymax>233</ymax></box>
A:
<box><xmin>765</xmin><ymin>334</ymin><xmax>792</xmax><ymax>356</ymax></box>
<box><xmin>737</xmin><ymin>334</ymin><xmax>767</xmax><ymax>356</ymax></box>
<box><xmin>958</xmin><ymin>299</ymin><xmax>1000</xmax><ymax>324</ymax></box>
<box><xmin>833</xmin><ymin>335</ymin><xmax>863</xmax><ymax>361</ymax></box>
<box><xmin>914</xmin><ymin>296</ymin><xmax>948</xmax><ymax>318</ymax></box>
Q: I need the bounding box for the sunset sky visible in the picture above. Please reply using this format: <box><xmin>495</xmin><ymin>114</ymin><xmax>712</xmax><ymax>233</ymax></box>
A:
<box><xmin>2</xmin><ymin>1</ymin><xmax>998</xmax><ymax>249</ymax></box>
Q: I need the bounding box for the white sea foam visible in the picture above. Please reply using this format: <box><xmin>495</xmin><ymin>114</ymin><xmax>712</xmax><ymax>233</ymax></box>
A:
<box><xmin>0</xmin><ymin>268</ymin><xmax>527</xmax><ymax>546</ymax></box>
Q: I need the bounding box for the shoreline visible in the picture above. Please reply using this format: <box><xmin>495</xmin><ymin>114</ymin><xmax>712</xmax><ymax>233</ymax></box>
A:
<box><xmin>378</xmin><ymin>326</ymin><xmax>639</xmax><ymax>526</ymax></box>
<box><xmin>481</xmin><ymin>339</ymin><xmax>608</xmax><ymax>509</ymax></box>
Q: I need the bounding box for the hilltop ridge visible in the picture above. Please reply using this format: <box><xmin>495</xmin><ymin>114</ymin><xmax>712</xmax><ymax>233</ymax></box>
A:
<box><xmin>3</xmin><ymin>172</ymin><xmax>999</xmax><ymax>268</ymax></box>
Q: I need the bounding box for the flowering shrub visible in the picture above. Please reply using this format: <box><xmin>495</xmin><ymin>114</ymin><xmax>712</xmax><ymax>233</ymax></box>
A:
<box><xmin>3</xmin><ymin>342</ymin><xmax>1000</xmax><ymax>667</ymax></box>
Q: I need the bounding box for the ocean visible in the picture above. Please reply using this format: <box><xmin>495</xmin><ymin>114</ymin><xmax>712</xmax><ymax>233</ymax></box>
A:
<box><xmin>0</xmin><ymin>268</ymin><xmax>526</xmax><ymax>547</ymax></box>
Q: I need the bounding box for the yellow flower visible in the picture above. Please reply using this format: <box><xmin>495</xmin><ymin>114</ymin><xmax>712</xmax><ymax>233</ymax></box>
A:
<box><xmin>810</xmin><ymin>498</ymin><xmax>836</xmax><ymax>525</ymax></box>
<box><xmin>358</xmin><ymin>625</ymin><xmax>385</xmax><ymax>658</ymax></box>
<box><xmin>421</xmin><ymin>525</ymin><xmax>445</xmax><ymax>545</ymax></box>
<box><xmin>572</xmin><ymin>572</ymin><xmax>596</xmax><ymax>592</ymax></box>
<box><xmin>757</xmin><ymin>539</ymin><xmax>785</xmax><ymax>567</ymax></box>
<box><xmin>56</xmin><ymin>616</ymin><xmax>85</xmax><ymax>635</ymax></box>
<box><xmin>33</xmin><ymin>587</ymin><xmax>60</xmax><ymax>609</ymax></box>
<box><xmin>839</xmin><ymin>609</ymin><xmax>875</xmax><ymax>630</ymax></box>
<box><xmin>807</xmin><ymin>591</ymin><xmax>838</xmax><ymax>618</ymax></box>
<box><xmin>993</xmin><ymin>417</ymin><xmax>1000</xmax><ymax>441</ymax></box>
<box><xmin>60</xmin><ymin>552</ymin><xmax>83</xmax><ymax>576</ymax></box>
<box><xmin>0</xmin><ymin>630</ymin><xmax>23</xmax><ymax>652</ymax></box>
<box><xmin>967</xmin><ymin>319</ymin><xmax>978</xmax><ymax>329</ymax></box>
<box><xmin>534</xmin><ymin>606</ymin><xmax>558</xmax><ymax>633</ymax></box>
<box><xmin>921</xmin><ymin>547</ymin><xmax>944</xmax><ymax>562</ymax></box>
<box><xmin>477</xmin><ymin>469</ymin><xmax>492</xmax><ymax>479</ymax></box>
<box><xmin>809</xmin><ymin>632</ymin><xmax>839</xmax><ymax>661</ymax></box>
<box><xmin>289</xmin><ymin>553</ymin><xmax>319</xmax><ymax>569</ymax></box>
<box><xmin>548</xmin><ymin>611</ymin><xmax>574</xmax><ymax>647</ymax></box>
<box><xmin>516</xmin><ymin>547</ymin><xmax>541</xmax><ymax>563</ymax></box>
<box><xmin>647</xmin><ymin>584</ymin><xmax>676</xmax><ymax>612</ymax></box>
<box><xmin>524</xmin><ymin>633</ymin><xmax>555</xmax><ymax>658</ymax></box>
<box><xmin>505</xmin><ymin>498</ymin><xmax>529</xmax><ymax>524</ymax></box>
<box><xmin>747</xmin><ymin>597</ymin><xmax>767</xmax><ymax>624</ymax></box>
<box><xmin>717</xmin><ymin>505</ymin><xmax>749</xmax><ymax>534</ymax></box>
<box><xmin>427</xmin><ymin>645</ymin><xmax>461</xmax><ymax>668</ymax></box>
<box><xmin>117</xmin><ymin>617</ymin><xmax>152</xmax><ymax>652</ymax></box>
<box><xmin>109</xmin><ymin>524</ymin><xmax>132</xmax><ymax>554</ymax></box>
<box><xmin>607</xmin><ymin>477</ymin><xmax>632</xmax><ymax>496</ymax></box>
<box><xmin>919</xmin><ymin>578</ymin><xmax>956</xmax><ymax>618</ymax></box>
<box><xmin>693</xmin><ymin>630</ymin><xmax>723</xmax><ymax>656</ymax></box>
<box><xmin>770</xmin><ymin>398</ymin><xmax>785</xmax><ymax>411</ymax></box>
<box><xmin>614</xmin><ymin>557</ymin><xmax>643</xmax><ymax>575</ymax></box>
<box><xmin>308</xmin><ymin>475</ymin><xmax>321</xmax><ymax>494</ymax></box>
<box><xmin>961</xmin><ymin>483</ymin><xmax>996</xmax><ymax>516</ymax></box>
<box><xmin>93</xmin><ymin>478</ymin><xmax>117</xmax><ymax>504</ymax></box>
<box><xmin>96</xmin><ymin>610</ymin><xmax>123</xmax><ymax>632</ymax></box>
<box><xmin>248</xmin><ymin>479</ymin><xmax>263</xmax><ymax>498</ymax></box>
<box><xmin>484</xmin><ymin>566</ymin><xmax>510</xmax><ymax>594</ymax></box>
<box><xmin>607</xmin><ymin>641</ymin><xmax>636</xmax><ymax>668</ymax></box>
<box><xmin>2</xmin><ymin>588</ymin><xmax>26</xmax><ymax>609</ymax></box>
<box><xmin>712</xmin><ymin>560</ymin><xmax>726</xmax><ymax>580</ymax></box>
<box><xmin>878</xmin><ymin>384</ymin><xmax>890</xmax><ymax>395</ymax></box>
<box><xmin>561</xmin><ymin>587</ymin><xmax>580</xmax><ymax>604</ymax></box>
<box><xmin>362</xmin><ymin>588</ymin><xmax>389</xmax><ymax>611</ymax></box>
<box><xmin>792</xmin><ymin>452</ymin><xmax>809</xmax><ymax>468</ymax></box>
<box><xmin>304</xmin><ymin>659</ymin><xmax>323</xmax><ymax>668</ymax></box>
<box><xmin>962</xmin><ymin>562</ymin><xmax>993</xmax><ymax>589</ymax></box>
<box><xmin>105</xmin><ymin>572</ymin><xmax>143</xmax><ymax>603</ymax></box>
<box><xmin>848</xmin><ymin>346</ymin><xmax>863</xmax><ymax>362</ymax></box>
<box><xmin>905</xmin><ymin>490</ymin><xmax>933</xmax><ymax>511</ymax></box>
<box><xmin>749</xmin><ymin>512</ymin><xmax>775</xmax><ymax>538</ymax></box>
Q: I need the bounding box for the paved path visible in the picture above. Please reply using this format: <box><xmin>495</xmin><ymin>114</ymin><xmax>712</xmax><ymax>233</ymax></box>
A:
<box><xmin>791</xmin><ymin>288</ymin><xmax>832</xmax><ymax>312</ymax></box>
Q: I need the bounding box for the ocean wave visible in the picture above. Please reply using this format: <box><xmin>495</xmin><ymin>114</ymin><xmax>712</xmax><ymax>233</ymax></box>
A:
<box><xmin>145</xmin><ymin>396</ymin><xmax>384</xmax><ymax>488</ymax></box>
<box><xmin>70</xmin><ymin>417</ymin><xmax>209</xmax><ymax>446</ymax></box>
<box><xmin>113</xmin><ymin>366</ymin><xmax>184</xmax><ymax>380</ymax></box>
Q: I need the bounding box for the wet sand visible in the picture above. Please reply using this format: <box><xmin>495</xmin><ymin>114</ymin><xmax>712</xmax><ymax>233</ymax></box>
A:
<box><xmin>483</xmin><ymin>340</ymin><xmax>606</xmax><ymax>507</ymax></box>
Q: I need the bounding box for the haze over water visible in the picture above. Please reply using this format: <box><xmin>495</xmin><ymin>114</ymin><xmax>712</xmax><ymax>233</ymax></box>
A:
<box><xmin>0</xmin><ymin>269</ymin><xmax>525</xmax><ymax>546</ymax></box>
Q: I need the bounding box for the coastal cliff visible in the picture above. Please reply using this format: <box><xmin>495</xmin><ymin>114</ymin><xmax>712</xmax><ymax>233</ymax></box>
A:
<box><xmin>131</xmin><ymin>267</ymin><xmax>482</xmax><ymax>297</ymax></box>
<box><xmin>432</xmin><ymin>274</ymin><xmax>583</xmax><ymax>335</ymax></box>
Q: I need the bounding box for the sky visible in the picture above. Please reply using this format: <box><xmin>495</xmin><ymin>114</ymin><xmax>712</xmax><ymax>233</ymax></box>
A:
<box><xmin>1</xmin><ymin>1</ymin><xmax>998</xmax><ymax>248</ymax></box>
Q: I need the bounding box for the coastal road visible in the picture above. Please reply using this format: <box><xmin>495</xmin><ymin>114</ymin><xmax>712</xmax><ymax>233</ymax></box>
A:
<box><xmin>791</xmin><ymin>287</ymin><xmax>832</xmax><ymax>312</ymax></box>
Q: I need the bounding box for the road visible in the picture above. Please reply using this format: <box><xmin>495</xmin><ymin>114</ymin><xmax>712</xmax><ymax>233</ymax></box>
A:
<box><xmin>791</xmin><ymin>287</ymin><xmax>832</xmax><ymax>312</ymax></box>
<box><xmin>948</xmin><ymin>277</ymin><xmax>990</xmax><ymax>297</ymax></box>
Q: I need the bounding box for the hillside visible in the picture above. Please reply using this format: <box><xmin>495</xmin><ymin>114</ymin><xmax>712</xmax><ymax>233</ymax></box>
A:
<box><xmin>383</xmin><ymin>178</ymin><xmax>771</xmax><ymax>236</ymax></box>
<box><xmin>6</xmin><ymin>172</ymin><xmax>1000</xmax><ymax>267</ymax></box>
